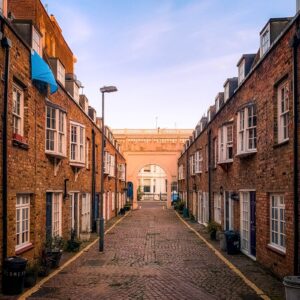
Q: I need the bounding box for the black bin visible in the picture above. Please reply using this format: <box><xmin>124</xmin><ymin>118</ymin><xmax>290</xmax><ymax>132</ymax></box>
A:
<box><xmin>225</xmin><ymin>230</ymin><xmax>240</xmax><ymax>255</ymax></box>
<box><xmin>2</xmin><ymin>256</ymin><xmax>27</xmax><ymax>295</ymax></box>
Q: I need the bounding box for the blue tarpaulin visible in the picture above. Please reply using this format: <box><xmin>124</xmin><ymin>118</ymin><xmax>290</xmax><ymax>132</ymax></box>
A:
<box><xmin>31</xmin><ymin>50</ymin><xmax>58</xmax><ymax>94</ymax></box>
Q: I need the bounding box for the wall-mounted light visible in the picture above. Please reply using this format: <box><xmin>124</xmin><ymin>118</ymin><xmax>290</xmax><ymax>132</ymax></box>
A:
<box><xmin>230</xmin><ymin>192</ymin><xmax>239</xmax><ymax>201</ymax></box>
<box><xmin>64</xmin><ymin>179</ymin><xmax>69</xmax><ymax>200</ymax></box>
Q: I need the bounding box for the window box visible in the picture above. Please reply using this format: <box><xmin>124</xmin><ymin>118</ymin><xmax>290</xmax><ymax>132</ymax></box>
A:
<box><xmin>12</xmin><ymin>133</ymin><xmax>29</xmax><ymax>149</ymax></box>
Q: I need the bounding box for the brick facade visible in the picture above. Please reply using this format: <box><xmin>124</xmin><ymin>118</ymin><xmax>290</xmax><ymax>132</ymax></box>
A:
<box><xmin>0</xmin><ymin>0</ymin><xmax>127</xmax><ymax>273</ymax></box>
<box><xmin>178</xmin><ymin>15</ymin><xmax>300</xmax><ymax>278</ymax></box>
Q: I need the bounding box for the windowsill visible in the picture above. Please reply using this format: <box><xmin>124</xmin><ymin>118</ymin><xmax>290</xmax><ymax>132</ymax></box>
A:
<box><xmin>267</xmin><ymin>244</ymin><xmax>286</xmax><ymax>256</ymax></box>
<box><xmin>12</xmin><ymin>138</ymin><xmax>29</xmax><ymax>150</ymax></box>
<box><xmin>218</xmin><ymin>159</ymin><xmax>233</xmax><ymax>165</ymax></box>
<box><xmin>70</xmin><ymin>161</ymin><xmax>85</xmax><ymax>168</ymax></box>
<box><xmin>236</xmin><ymin>150</ymin><xmax>257</xmax><ymax>158</ymax></box>
<box><xmin>45</xmin><ymin>151</ymin><xmax>67</xmax><ymax>159</ymax></box>
<box><xmin>195</xmin><ymin>172</ymin><xmax>202</xmax><ymax>175</ymax></box>
<box><xmin>273</xmin><ymin>139</ymin><xmax>289</xmax><ymax>149</ymax></box>
<box><xmin>15</xmin><ymin>243</ymin><xmax>33</xmax><ymax>255</ymax></box>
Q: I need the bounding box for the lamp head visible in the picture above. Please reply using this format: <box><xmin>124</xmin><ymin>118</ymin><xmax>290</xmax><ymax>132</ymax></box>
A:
<box><xmin>100</xmin><ymin>86</ymin><xmax>118</xmax><ymax>93</ymax></box>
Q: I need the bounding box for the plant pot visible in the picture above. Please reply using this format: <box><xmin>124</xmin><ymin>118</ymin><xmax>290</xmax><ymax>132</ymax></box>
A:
<box><xmin>47</xmin><ymin>250</ymin><xmax>63</xmax><ymax>269</ymax></box>
<box><xmin>24</xmin><ymin>271</ymin><xmax>38</xmax><ymax>287</ymax></box>
<box><xmin>66</xmin><ymin>240</ymin><xmax>81</xmax><ymax>252</ymax></box>
<box><xmin>210</xmin><ymin>230</ymin><xmax>217</xmax><ymax>240</ymax></box>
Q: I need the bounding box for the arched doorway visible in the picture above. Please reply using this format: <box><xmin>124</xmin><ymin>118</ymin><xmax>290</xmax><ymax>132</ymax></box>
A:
<box><xmin>137</xmin><ymin>164</ymin><xmax>167</xmax><ymax>201</ymax></box>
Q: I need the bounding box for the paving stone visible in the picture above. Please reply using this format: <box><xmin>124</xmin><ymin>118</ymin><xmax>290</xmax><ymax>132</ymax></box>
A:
<box><xmin>28</xmin><ymin>202</ymin><xmax>282</xmax><ymax>299</ymax></box>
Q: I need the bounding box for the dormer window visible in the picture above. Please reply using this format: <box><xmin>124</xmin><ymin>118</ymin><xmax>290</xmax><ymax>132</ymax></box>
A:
<box><xmin>32</xmin><ymin>27</ymin><xmax>42</xmax><ymax>56</ymax></box>
<box><xmin>260</xmin><ymin>25</ymin><xmax>270</xmax><ymax>56</ymax></box>
<box><xmin>238</xmin><ymin>60</ymin><xmax>245</xmax><ymax>85</ymax></box>
<box><xmin>57</xmin><ymin>60</ymin><xmax>65</xmax><ymax>86</ymax></box>
<box><xmin>224</xmin><ymin>83</ymin><xmax>229</xmax><ymax>102</ymax></box>
<box><xmin>216</xmin><ymin>98</ymin><xmax>220</xmax><ymax>112</ymax></box>
<box><xmin>207</xmin><ymin>110</ymin><xmax>211</xmax><ymax>122</ymax></box>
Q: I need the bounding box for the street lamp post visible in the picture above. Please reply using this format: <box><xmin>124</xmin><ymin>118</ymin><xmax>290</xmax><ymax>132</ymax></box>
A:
<box><xmin>99</xmin><ymin>85</ymin><xmax>117</xmax><ymax>252</ymax></box>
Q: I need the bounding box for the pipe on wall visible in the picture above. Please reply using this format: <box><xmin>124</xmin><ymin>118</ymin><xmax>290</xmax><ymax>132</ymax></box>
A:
<box><xmin>291</xmin><ymin>25</ymin><xmax>300</xmax><ymax>275</ymax></box>
<box><xmin>1</xmin><ymin>34</ymin><xmax>12</xmax><ymax>263</ymax></box>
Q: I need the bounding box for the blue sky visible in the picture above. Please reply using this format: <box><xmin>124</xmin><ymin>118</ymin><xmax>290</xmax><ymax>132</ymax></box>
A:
<box><xmin>43</xmin><ymin>0</ymin><xmax>295</xmax><ymax>129</ymax></box>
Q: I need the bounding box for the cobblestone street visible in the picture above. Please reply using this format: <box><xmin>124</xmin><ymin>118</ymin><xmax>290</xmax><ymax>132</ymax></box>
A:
<box><xmin>28</xmin><ymin>202</ymin><xmax>282</xmax><ymax>300</ymax></box>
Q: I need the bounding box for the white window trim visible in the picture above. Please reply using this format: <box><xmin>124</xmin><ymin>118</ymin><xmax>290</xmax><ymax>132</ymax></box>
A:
<box><xmin>70</xmin><ymin>121</ymin><xmax>86</xmax><ymax>166</ymax></box>
<box><xmin>189</xmin><ymin>155</ymin><xmax>195</xmax><ymax>175</ymax></box>
<box><xmin>238</xmin><ymin>60</ymin><xmax>245</xmax><ymax>85</ymax></box>
<box><xmin>224</xmin><ymin>84</ymin><xmax>230</xmax><ymax>102</ymax></box>
<box><xmin>109</xmin><ymin>154</ymin><xmax>115</xmax><ymax>177</ymax></box>
<box><xmin>57</xmin><ymin>59</ymin><xmax>65</xmax><ymax>87</ymax></box>
<box><xmin>81</xmin><ymin>193</ymin><xmax>91</xmax><ymax>233</ymax></box>
<box><xmin>12</xmin><ymin>83</ymin><xmax>24</xmax><ymax>137</ymax></box>
<box><xmin>218</xmin><ymin>124</ymin><xmax>233</xmax><ymax>163</ymax></box>
<box><xmin>213</xmin><ymin>193</ymin><xmax>222</xmax><ymax>224</ymax></box>
<box><xmin>269</xmin><ymin>194</ymin><xmax>286</xmax><ymax>253</ymax></box>
<box><xmin>277</xmin><ymin>82</ymin><xmax>289</xmax><ymax>144</ymax></box>
<box><xmin>86</xmin><ymin>139</ymin><xmax>90</xmax><ymax>169</ymax></box>
<box><xmin>195</xmin><ymin>151</ymin><xmax>203</xmax><ymax>174</ymax></box>
<box><xmin>237</xmin><ymin>105</ymin><xmax>257</xmax><ymax>155</ymax></box>
<box><xmin>52</xmin><ymin>192</ymin><xmax>62</xmax><ymax>237</ymax></box>
<box><xmin>260</xmin><ymin>23</ymin><xmax>270</xmax><ymax>57</ymax></box>
<box><xmin>32</xmin><ymin>26</ymin><xmax>42</xmax><ymax>56</ymax></box>
<box><xmin>16</xmin><ymin>194</ymin><xmax>31</xmax><ymax>250</ymax></box>
<box><xmin>45</xmin><ymin>105</ymin><xmax>67</xmax><ymax>157</ymax></box>
<box><xmin>178</xmin><ymin>164</ymin><xmax>184</xmax><ymax>180</ymax></box>
<box><xmin>104</xmin><ymin>151</ymin><xmax>110</xmax><ymax>174</ymax></box>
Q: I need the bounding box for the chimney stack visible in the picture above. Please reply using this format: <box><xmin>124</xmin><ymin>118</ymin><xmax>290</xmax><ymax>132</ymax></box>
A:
<box><xmin>297</xmin><ymin>0</ymin><xmax>300</xmax><ymax>13</ymax></box>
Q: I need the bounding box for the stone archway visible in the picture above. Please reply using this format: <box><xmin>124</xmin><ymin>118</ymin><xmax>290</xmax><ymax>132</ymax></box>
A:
<box><xmin>112</xmin><ymin>129</ymin><xmax>193</xmax><ymax>209</ymax></box>
<box><xmin>137</xmin><ymin>164</ymin><xmax>168</xmax><ymax>201</ymax></box>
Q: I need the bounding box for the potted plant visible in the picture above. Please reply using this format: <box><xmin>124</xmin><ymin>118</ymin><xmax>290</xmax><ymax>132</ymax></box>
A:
<box><xmin>206</xmin><ymin>221</ymin><xmax>222</xmax><ymax>240</ymax></box>
<box><xmin>45</xmin><ymin>235</ymin><xmax>65</xmax><ymax>268</ymax></box>
<box><xmin>38</xmin><ymin>249</ymin><xmax>52</xmax><ymax>277</ymax></box>
<box><xmin>24</xmin><ymin>261</ymin><xmax>39</xmax><ymax>287</ymax></box>
<box><xmin>66</xmin><ymin>230</ymin><xmax>81</xmax><ymax>252</ymax></box>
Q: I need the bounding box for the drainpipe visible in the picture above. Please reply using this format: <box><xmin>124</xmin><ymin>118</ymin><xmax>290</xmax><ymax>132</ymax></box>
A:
<box><xmin>115</xmin><ymin>153</ymin><xmax>118</xmax><ymax>216</ymax></box>
<box><xmin>291</xmin><ymin>25</ymin><xmax>300</xmax><ymax>275</ymax></box>
<box><xmin>208</xmin><ymin>129</ymin><xmax>212</xmax><ymax>221</ymax></box>
<box><xmin>1</xmin><ymin>35</ymin><xmax>12</xmax><ymax>263</ymax></box>
<box><xmin>92</xmin><ymin>129</ymin><xmax>96</xmax><ymax>232</ymax></box>
<box><xmin>186</xmin><ymin>148</ymin><xmax>190</xmax><ymax>214</ymax></box>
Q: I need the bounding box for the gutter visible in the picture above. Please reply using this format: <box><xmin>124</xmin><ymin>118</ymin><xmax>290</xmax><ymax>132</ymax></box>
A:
<box><xmin>291</xmin><ymin>24</ymin><xmax>300</xmax><ymax>275</ymax></box>
<box><xmin>1</xmin><ymin>30</ymin><xmax>12</xmax><ymax>263</ymax></box>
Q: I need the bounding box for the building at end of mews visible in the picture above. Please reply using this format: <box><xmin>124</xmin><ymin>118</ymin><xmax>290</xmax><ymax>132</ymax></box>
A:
<box><xmin>178</xmin><ymin>11</ymin><xmax>300</xmax><ymax>278</ymax></box>
<box><xmin>0</xmin><ymin>0</ymin><xmax>127</xmax><ymax>270</ymax></box>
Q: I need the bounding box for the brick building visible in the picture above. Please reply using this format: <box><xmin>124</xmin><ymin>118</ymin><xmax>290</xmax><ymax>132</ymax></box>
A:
<box><xmin>0</xmin><ymin>0</ymin><xmax>127</xmax><ymax>276</ymax></box>
<box><xmin>178</xmin><ymin>11</ymin><xmax>300</xmax><ymax>277</ymax></box>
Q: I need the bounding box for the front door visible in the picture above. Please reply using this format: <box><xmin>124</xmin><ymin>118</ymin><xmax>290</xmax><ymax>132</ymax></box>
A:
<box><xmin>70</xmin><ymin>193</ymin><xmax>79</xmax><ymax>237</ymax></box>
<box><xmin>250</xmin><ymin>191</ymin><xmax>256</xmax><ymax>257</ymax></box>
<box><xmin>224</xmin><ymin>192</ymin><xmax>233</xmax><ymax>230</ymax></box>
<box><xmin>240</xmin><ymin>191</ymin><xmax>256</xmax><ymax>258</ymax></box>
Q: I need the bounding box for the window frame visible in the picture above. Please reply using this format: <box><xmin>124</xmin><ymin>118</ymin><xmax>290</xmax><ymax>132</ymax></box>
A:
<box><xmin>45</xmin><ymin>105</ymin><xmax>67</xmax><ymax>157</ymax></box>
<box><xmin>70</xmin><ymin>122</ymin><xmax>86</xmax><ymax>166</ymax></box>
<box><xmin>237</xmin><ymin>105</ymin><xmax>257</xmax><ymax>155</ymax></box>
<box><xmin>52</xmin><ymin>192</ymin><xmax>62</xmax><ymax>237</ymax></box>
<box><xmin>32</xmin><ymin>26</ymin><xmax>42</xmax><ymax>56</ymax></box>
<box><xmin>260</xmin><ymin>24</ymin><xmax>270</xmax><ymax>57</ymax></box>
<box><xmin>12</xmin><ymin>83</ymin><xmax>24</xmax><ymax>137</ymax></box>
<box><xmin>16</xmin><ymin>194</ymin><xmax>31</xmax><ymax>250</ymax></box>
<box><xmin>238</xmin><ymin>60</ymin><xmax>245</xmax><ymax>85</ymax></box>
<box><xmin>81</xmin><ymin>193</ymin><xmax>91</xmax><ymax>233</ymax></box>
<box><xmin>57</xmin><ymin>59</ymin><xmax>65</xmax><ymax>87</ymax></box>
<box><xmin>269</xmin><ymin>194</ymin><xmax>286</xmax><ymax>253</ymax></box>
<box><xmin>277</xmin><ymin>81</ymin><xmax>289</xmax><ymax>144</ymax></box>
<box><xmin>195</xmin><ymin>151</ymin><xmax>203</xmax><ymax>174</ymax></box>
<box><xmin>213</xmin><ymin>193</ymin><xmax>222</xmax><ymax>224</ymax></box>
<box><xmin>218</xmin><ymin>124</ymin><xmax>233</xmax><ymax>163</ymax></box>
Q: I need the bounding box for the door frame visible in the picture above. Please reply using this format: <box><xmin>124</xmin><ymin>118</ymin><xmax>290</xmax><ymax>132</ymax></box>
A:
<box><xmin>224</xmin><ymin>191</ymin><xmax>233</xmax><ymax>230</ymax></box>
<box><xmin>239</xmin><ymin>189</ymin><xmax>256</xmax><ymax>260</ymax></box>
